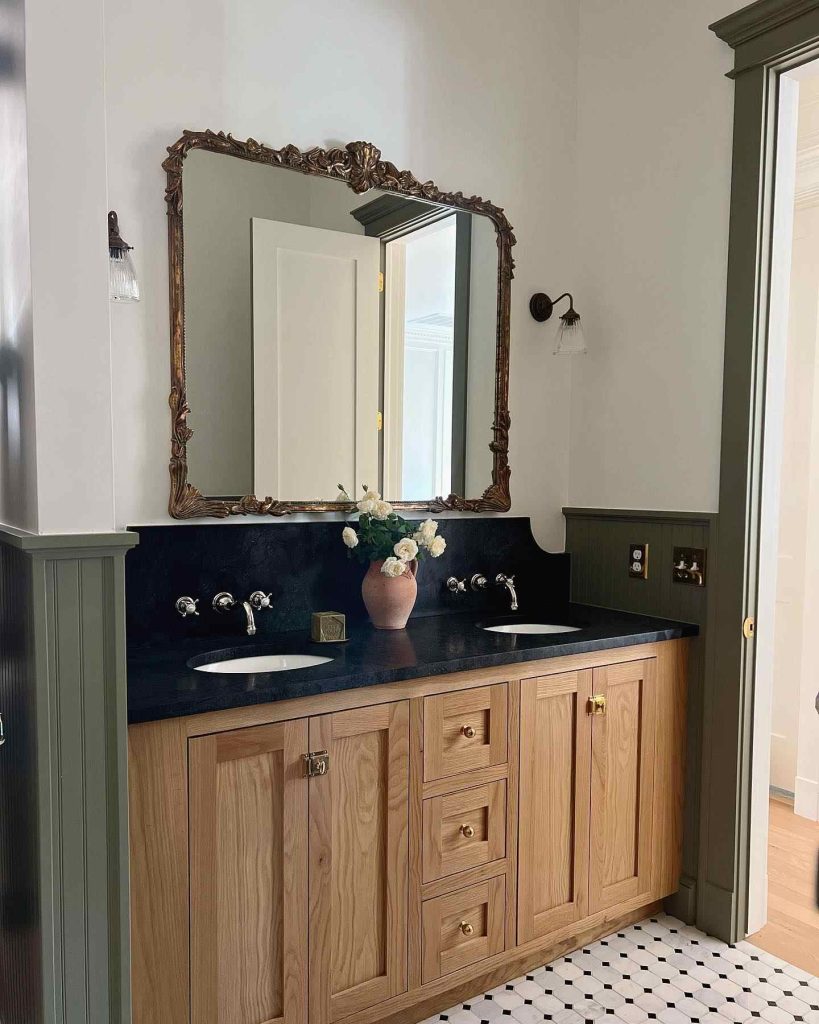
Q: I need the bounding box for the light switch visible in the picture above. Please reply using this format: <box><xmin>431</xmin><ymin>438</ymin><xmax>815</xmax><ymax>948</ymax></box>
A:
<box><xmin>673</xmin><ymin>546</ymin><xmax>706</xmax><ymax>586</ymax></box>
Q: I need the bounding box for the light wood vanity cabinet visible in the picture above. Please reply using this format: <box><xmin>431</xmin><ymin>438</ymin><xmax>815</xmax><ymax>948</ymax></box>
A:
<box><xmin>517</xmin><ymin>656</ymin><xmax>674</xmax><ymax>948</ymax></box>
<box><xmin>188</xmin><ymin>720</ymin><xmax>309</xmax><ymax>1024</ymax></box>
<box><xmin>129</xmin><ymin>640</ymin><xmax>687</xmax><ymax>1024</ymax></box>
<box><xmin>308</xmin><ymin>703</ymin><xmax>410</xmax><ymax>1023</ymax></box>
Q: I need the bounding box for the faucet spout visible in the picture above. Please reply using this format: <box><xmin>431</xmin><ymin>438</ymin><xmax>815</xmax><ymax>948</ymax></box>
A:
<box><xmin>495</xmin><ymin>573</ymin><xmax>518</xmax><ymax>612</ymax></box>
<box><xmin>242</xmin><ymin>601</ymin><xmax>257</xmax><ymax>636</ymax></box>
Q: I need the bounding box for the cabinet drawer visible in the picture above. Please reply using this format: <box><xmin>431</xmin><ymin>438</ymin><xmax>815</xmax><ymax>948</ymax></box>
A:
<box><xmin>423</xmin><ymin>684</ymin><xmax>508</xmax><ymax>781</ymax></box>
<box><xmin>422</xmin><ymin>780</ymin><xmax>506</xmax><ymax>882</ymax></box>
<box><xmin>421</xmin><ymin>875</ymin><xmax>506</xmax><ymax>983</ymax></box>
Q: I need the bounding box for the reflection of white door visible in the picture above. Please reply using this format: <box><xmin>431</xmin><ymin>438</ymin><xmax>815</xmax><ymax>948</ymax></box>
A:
<box><xmin>252</xmin><ymin>218</ymin><xmax>380</xmax><ymax>499</ymax></box>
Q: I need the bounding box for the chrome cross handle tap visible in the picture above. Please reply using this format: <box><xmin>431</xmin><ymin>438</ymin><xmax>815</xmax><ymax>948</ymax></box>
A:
<box><xmin>175</xmin><ymin>596</ymin><xmax>200</xmax><ymax>618</ymax></box>
<box><xmin>249</xmin><ymin>591</ymin><xmax>273</xmax><ymax>610</ymax></box>
<box><xmin>446</xmin><ymin>577</ymin><xmax>467</xmax><ymax>593</ymax></box>
<box><xmin>495</xmin><ymin>573</ymin><xmax>518</xmax><ymax>612</ymax></box>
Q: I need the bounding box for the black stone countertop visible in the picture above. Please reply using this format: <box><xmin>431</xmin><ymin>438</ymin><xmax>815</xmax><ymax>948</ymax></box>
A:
<box><xmin>127</xmin><ymin>605</ymin><xmax>698</xmax><ymax>724</ymax></box>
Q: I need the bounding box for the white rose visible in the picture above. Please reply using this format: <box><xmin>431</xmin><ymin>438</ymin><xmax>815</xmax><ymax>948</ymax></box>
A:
<box><xmin>415</xmin><ymin>516</ymin><xmax>442</xmax><ymax>548</ymax></box>
<box><xmin>381</xmin><ymin>556</ymin><xmax>406</xmax><ymax>578</ymax></box>
<box><xmin>342</xmin><ymin>526</ymin><xmax>359</xmax><ymax>549</ymax></box>
<box><xmin>429</xmin><ymin>536</ymin><xmax>447</xmax><ymax>558</ymax></box>
<box><xmin>372</xmin><ymin>499</ymin><xmax>393</xmax><ymax>520</ymax></box>
<box><xmin>356</xmin><ymin>489</ymin><xmax>381</xmax><ymax>514</ymax></box>
<box><xmin>393</xmin><ymin>537</ymin><xmax>418</xmax><ymax>562</ymax></box>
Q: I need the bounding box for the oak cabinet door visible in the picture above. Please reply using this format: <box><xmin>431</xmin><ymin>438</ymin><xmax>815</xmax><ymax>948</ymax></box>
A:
<box><xmin>189</xmin><ymin>720</ymin><xmax>309</xmax><ymax>1024</ymax></box>
<box><xmin>517</xmin><ymin>670</ymin><xmax>592</xmax><ymax>944</ymax></box>
<box><xmin>308</xmin><ymin>702</ymin><xmax>410</xmax><ymax>1024</ymax></box>
<box><xmin>589</xmin><ymin>659</ymin><xmax>657</xmax><ymax>914</ymax></box>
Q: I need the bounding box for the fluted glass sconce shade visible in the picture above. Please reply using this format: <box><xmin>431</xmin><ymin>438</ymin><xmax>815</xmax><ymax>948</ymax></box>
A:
<box><xmin>108</xmin><ymin>211</ymin><xmax>140</xmax><ymax>302</ymax></box>
<box><xmin>553</xmin><ymin>309</ymin><xmax>587</xmax><ymax>355</ymax></box>
<box><xmin>529</xmin><ymin>291</ymin><xmax>587</xmax><ymax>355</ymax></box>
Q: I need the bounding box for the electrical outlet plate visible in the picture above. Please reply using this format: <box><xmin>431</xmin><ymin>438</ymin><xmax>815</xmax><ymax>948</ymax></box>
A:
<box><xmin>673</xmin><ymin>546</ymin><xmax>706</xmax><ymax>586</ymax></box>
<box><xmin>628</xmin><ymin>542</ymin><xmax>649</xmax><ymax>580</ymax></box>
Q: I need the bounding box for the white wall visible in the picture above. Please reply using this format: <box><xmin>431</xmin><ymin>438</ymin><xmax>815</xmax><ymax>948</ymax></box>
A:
<box><xmin>770</xmin><ymin>197</ymin><xmax>819</xmax><ymax>795</ymax></box>
<box><xmin>568</xmin><ymin>0</ymin><xmax>746</xmax><ymax>513</ymax></box>
<box><xmin>105</xmin><ymin>0</ymin><xmax>579</xmax><ymax>549</ymax></box>
<box><xmin>11</xmin><ymin>1</ymin><xmax>752</xmax><ymax>538</ymax></box>
<box><xmin>25</xmin><ymin>0</ymin><xmax>116</xmax><ymax>533</ymax></box>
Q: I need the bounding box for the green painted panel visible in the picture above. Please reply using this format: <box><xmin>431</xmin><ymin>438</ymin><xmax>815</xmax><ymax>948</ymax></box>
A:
<box><xmin>564</xmin><ymin>508</ymin><xmax>716</xmax><ymax>926</ymax></box>
<box><xmin>0</xmin><ymin>542</ymin><xmax>42</xmax><ymax>1023</ymax></box>
<box><xmin>0</xmin><ymin>531</ymin><xmax>134</xmax><ymax>1023</ymax></box>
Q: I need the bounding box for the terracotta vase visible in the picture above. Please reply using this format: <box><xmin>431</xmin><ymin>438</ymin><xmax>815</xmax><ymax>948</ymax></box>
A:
<box><xmin>361</xmin><ymin>559</ymin><xmax>418</xmax><ymax>630</ymax></box>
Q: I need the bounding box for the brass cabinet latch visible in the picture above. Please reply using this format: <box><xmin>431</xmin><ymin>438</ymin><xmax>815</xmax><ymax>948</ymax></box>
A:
<box><xmin>587</xmin><ymin>694</ymin><xmax>607</xmax><ymax>716</ymax></box>
<box><xmin>743</xmin><ymin>617</ymin><xmax>755</xmax><ymax>640</ymax></box>
<box><xmin>303</xmin><ymin>750</ymin><xmax>330</xmax><ymax>777</ymax></box>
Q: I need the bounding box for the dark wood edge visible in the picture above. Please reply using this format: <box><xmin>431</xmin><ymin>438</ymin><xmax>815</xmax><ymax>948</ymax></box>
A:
<box><xmin>163</xmin><ymin>131</ymin><xmax>515</xmax><ymax>519</ymax></box>
<box><xmin>0</xmin><ymin>525</ymin><xmax>139</xmax><ymax>553</ymax></box>
<box><xmin>710</xmin><ymin>0</ymin><xmax>819</xmax><ymax>47</ymax></box>
<box><xmin>563</xmin><ymin>507</ymin><xmax>718</xmax><ymax>527</ymax></box>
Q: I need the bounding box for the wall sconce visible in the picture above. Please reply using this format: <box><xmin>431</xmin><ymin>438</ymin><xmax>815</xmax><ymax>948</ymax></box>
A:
<box><xmin>108</xmin><ymin>211</ymin><xmax>140</xmax><ymax>302</ymax></box>
<box><xmin>529</xmin><ymin>291</ymin><xmax>587</xmax><ymax>355</ymax></box>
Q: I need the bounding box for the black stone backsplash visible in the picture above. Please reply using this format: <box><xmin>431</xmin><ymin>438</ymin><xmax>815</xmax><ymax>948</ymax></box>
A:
<box><xmin>125</xmin><ymin>517</ymin><xmax>570</xmax><ymax>644</ymax></box>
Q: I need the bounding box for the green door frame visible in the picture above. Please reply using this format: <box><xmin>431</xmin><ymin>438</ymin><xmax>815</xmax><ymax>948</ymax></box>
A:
<box><xmin>705</xmin><ymin>0</ymin><xmax>819</xmax><ymax>943</ymax></box>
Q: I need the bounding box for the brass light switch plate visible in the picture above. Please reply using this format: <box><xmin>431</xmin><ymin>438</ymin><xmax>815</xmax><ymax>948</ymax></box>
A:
<box><xmin>628</xmin><ymin>543</ymin><xmax>649</xmax><ymax>580</ymax></box>
<box><xmin>673</xmin><ymin>547</ymin><xmax>706</xmax><ymax>586</ymax></box>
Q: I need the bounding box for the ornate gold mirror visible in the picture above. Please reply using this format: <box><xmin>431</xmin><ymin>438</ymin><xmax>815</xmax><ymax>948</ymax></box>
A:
<box><xmin>164</xmin><ymin>131</ymin><xmax>514</xmax><ymax>517</ymax></box>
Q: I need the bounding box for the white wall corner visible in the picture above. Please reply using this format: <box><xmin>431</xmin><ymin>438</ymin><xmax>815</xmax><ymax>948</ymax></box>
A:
<box><xmin>794</xmin><ymin>776</ymin><xmax>819</xmax><ymax>821</ymax></box>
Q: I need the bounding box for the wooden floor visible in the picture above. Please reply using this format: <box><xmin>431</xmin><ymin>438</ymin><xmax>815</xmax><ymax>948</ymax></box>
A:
<box><xmin>747</xmin><ymin>797</ymin><xmax>819</xmax><ymax>975</ymax></box>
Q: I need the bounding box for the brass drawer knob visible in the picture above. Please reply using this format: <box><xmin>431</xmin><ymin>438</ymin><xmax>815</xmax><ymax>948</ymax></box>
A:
<box><xmin>459</xmin><ymin>920</ymin><xmax>474</xmax><ymax>936</ymax></box>
<box><xmin>460</xmin><ymin>823</ymin><xmax>475</xmax><ymax>839</ymax></box>
<box><xmin>461</xmin><ymin>724</ymin><xmax>476</xmax><ymax>738</ymax></box>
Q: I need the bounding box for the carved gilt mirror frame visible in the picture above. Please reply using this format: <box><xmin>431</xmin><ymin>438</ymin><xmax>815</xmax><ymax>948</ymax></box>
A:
<box><xmin>163</xmin><ymin>130</ymin><xmax>515</xmax><ymax>518</ymax></box>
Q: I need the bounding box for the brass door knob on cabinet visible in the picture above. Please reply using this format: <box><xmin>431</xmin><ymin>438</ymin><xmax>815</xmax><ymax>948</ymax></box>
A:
<box><xmin>459</xmin><ymin>920</ymin><xmax>474</xmax><ymax>936</ymax></box>
<box><xmin>460</xmin><ymin>823</ymin><xmax>475</xmax><ymax>838</ymax></box>
<box><xmin>461</xmin><ymin>724</ymin><xmax>476</xmax><ymax>738</ymax></box>
<box><xmin>587</xmin><ymin>694</ymin><xmax>607</xmax><ymax>716</ymax></box>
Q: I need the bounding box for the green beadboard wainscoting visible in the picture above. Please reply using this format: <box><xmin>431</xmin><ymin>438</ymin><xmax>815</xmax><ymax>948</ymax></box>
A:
<box><xmin>564</xmin><ymin>508</ymin><xmax>718</xmax><ymax>927</ymax></box>
<box><xmin>0</xmin><ymin>526</ymin><xmax>138</xmax><ymax>1024</ymax></box>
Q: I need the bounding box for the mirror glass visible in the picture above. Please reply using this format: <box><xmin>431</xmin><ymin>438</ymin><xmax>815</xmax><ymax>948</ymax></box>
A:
<box><xmin>183</xmin><ymin>148</ymin><xmax>500</xmax><ymax>503</ymax></box>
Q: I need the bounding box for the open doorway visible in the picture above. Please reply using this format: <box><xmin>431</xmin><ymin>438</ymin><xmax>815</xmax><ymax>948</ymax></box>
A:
<box><xmin>746</xmin><ymin>63</ymin><xmax>819</xmax><ymax>976</ymax></box>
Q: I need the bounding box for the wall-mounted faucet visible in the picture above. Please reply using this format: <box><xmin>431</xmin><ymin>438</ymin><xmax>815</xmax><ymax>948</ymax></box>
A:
<box><xmin>495</xmin><ymin>573</ymin><xmax>518</xmax><ymax>612</ymax></box>
<box><xmin>213</xmin><ymin>590</ymin><xmax>272</xmax><ymax>636</ymax></box>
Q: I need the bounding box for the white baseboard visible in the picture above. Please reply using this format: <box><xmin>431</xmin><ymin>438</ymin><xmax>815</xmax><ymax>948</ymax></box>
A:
<box><xmin>794</xmin><ymin>776</ymin><xmax>819</xmax><ymax>821</ymax></box>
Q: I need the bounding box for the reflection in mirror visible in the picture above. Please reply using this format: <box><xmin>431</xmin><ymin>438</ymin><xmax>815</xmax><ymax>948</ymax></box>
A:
<box><xmin>182</xmin><ymin>147</ymin><xmax>499</xmax><ymax>504</ymax></box>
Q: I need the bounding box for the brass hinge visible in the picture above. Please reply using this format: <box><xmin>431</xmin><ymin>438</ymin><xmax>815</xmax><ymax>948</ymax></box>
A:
<box><xmin>377</xmin><ymin>411</ymin><xmax>383</xmax><ymax>431</ymax></box>
<box><xmin>743</xmin><ymin>617</ymin><xmax>755</xmax><ymax>640</ymax></box>
<box><xmin>587</xmin><ymin>694</ymin><xmax>607</xmax><ymax>716</ymax></box>
<box><xmin>378</xmin><ymin>271</ymin><xmax>384</xmax><ymax>293</ymax></box>
<box><xmin>303</xmin><ymin>750</ymin><xmax>330</xmax><ymax>777</ymax></box>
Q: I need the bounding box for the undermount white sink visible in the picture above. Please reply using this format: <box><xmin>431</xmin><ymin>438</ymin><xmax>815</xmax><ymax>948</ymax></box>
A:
<box><xmin>193</xmin><ymin>653</ymin><xmax>334</xmax><ymax>674</ymax></box>
<box><xmin>484</xmin><ymin>623</ymin><xmax>582</xmax><ymax>636</ymax></box>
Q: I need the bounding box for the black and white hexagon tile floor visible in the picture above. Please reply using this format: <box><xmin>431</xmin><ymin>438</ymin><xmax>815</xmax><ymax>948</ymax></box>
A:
<box><xmin>419</xmin><ymin>915</ymin><xmax>819</xmax><ymax>1024</ymax></box>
